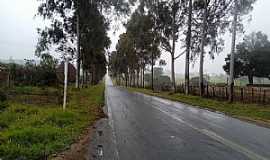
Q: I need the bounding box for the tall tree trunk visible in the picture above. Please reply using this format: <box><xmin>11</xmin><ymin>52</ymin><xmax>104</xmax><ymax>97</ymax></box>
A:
<box><xmin>129</xmin><ymin>72</ymin><xmax>131</xmax><ymax>87</ymax></box>
<box><xmin>171</xmin><ymin>55</ymin><xmax>176</xmax><ymax>92</ymax></box>
<box><xmin>117</xmin><ymin>73</ymin><xmax>120</xmax><ymax>85</ymax></box>
<box><xmin>199</xmin><ymin>4</ymin><xmax>207</xmax><ymax>97</ymax></box>
<box><xmin>135</xmin><ymin>70</ymin><xmax>137</xmax><ymax>87</ymax></box>
<box><xmin>229</xmin><ymin>0</ymin><xmax>237</xmax><ymax>102</ymax></box>
<box><xmin>130</xmin><ymin>72</ymin><xmax>132</xmax><ymax>87</ymax></box>
<box><xmin>131</xmin><ymin>71</ymin><xmax>133</xmax><ymax>87</ymax></box>
<box><xmin>133</xmin><ymin>71</ymin><xmax>136</xmax><ymax>87</ymax></box>
<box><xmin>248</xmin><ymin>74</ymin><xmax>254</xmax><ymax>85</ymax></box>
<box><xmin>142</xmin><ymin>65</ymin><xmax>145</xmax><ymax>88</ymax></box>
<box><xmin>140</xmin><ymin>67</ymin><xmax>143</xmax><ymax>87</ymax></box>
<box><xmin>82</xmin><ymin>70</ymin><xmax>85</xmax><ymax>87</ymax></box>
<box><xmin>137</xmin><ymin>70</ymin><xmax>139</xmax><ymax>87</ymax></box>
<box><xmin>75</xmin><ymin>7</ymin><xmax>80</xmax><ymax>89</ymax></box>
<box><xmin>134</xmin><ymin>71</ymin><xmax>137</xmax><ymax>87</ymax></box>
<box><xmin>171</xmin><ymin>3</ymin><xmax>176</xmax><ymax>92</ymax></box>
<box><xmin>91</xmin><ymin>72</ymin><xmax>93</xmax><ymax>85</ymax></box>
<box><xmin>125</xmin><ymin>73</ymin><xmax>128</xmax><ymax>87</ymax></box>
<box><xmin>151</xmin><ymin>52</ymin><xmax>154</xmax><ymax>91</ymax></box>
<box><xmin>185</xmin><ymin>0</ymin><xmax>192</xmax><ymax>95</ymax></box>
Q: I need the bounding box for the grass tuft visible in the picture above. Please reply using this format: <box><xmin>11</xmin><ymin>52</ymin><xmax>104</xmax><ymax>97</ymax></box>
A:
<box><xmin>0</xmin><ymin>83</ymin><xmax>105</xmax><ymax>160</ymax></box>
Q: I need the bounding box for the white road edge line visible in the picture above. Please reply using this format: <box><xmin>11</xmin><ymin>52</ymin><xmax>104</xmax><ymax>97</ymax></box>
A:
<box><xmin>105</xmin><ymin>77</ymin><xmax>120</xmax><ymax>160</ymax></box>
<box><xmin>152</xmin><ymin>105</ymin><xmax>269</xmax><ymax>160</ymax></box>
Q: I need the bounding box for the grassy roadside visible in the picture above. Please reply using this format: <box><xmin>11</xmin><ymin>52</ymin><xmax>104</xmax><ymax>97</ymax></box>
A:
<box><xmin>0</xmin><ymin>84</ymin><xmax>105</xmax><ymax>160</ymax></box>
<box><xmin>127</xmin><ymin>87</ymin><xmax>270</xmax><ymax>124</ymax></box>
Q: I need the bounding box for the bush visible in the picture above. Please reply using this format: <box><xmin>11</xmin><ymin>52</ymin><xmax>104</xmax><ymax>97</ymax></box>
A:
<box><xmin>0</xmin><ymin>120</ymin><xmax>8</xmax><ymax>130</ymax></box>
<box><xmin>0</xmin><ymin>102</ymin><xmax>8</xmax><ymax>112</ymax></box>
<box><xmin>0</xmin><ymin>89</ymin><xmax>7</xmax><ymax>102</ymax></box>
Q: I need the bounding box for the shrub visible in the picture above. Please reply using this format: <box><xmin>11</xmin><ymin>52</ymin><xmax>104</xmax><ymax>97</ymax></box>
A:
<box><xmin>0</xmin><ymin>102</ymin><xmax>8</xmax><ymax>112</ymax></box>
<box><xmin>0</xmin><ymin>89</ymin><xmax>7</xmax><ymax>102</ymax></box>
<box><xmin>0</xmin><ymin>120</ymin><xmax>8</xmax><ymax>131</ymax></box>
<box><xmin>14</xmin><ymin>107</ymin><xmax>26</xmax><ymax>113</ymax></box>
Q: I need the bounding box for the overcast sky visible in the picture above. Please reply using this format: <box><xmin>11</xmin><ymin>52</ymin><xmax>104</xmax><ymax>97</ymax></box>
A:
<box><xmin>0</xmin><ymin>0</ymin><xmax>270</xmax><ymax>74</ymax></box>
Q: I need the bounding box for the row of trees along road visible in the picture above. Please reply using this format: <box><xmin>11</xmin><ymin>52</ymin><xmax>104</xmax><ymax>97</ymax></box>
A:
<box><xmin>109</xmin><ymin>0</ymin><xmax>258</xmax><ymax>101</ymax></box>
<box><xmin>35</xmin><ymin>0</ymin><xmax>138</xmax><ymax>87</ymax></box>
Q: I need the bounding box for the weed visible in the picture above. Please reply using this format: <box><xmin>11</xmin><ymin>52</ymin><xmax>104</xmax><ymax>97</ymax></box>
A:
<box><xmin>0</xmin><ymin>83</ymin><xmax>105</xmax><ymax>160</ymax></box>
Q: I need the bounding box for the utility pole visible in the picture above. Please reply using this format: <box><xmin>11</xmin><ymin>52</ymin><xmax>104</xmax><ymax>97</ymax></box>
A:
<box><xmin>75</xmin><ymin>2</ymin><xmax>81</xmax><ymax>89</ymax></box>
<box><xmin>229</xmin><ymin>0</ymin><xmax>237</xmax><ymax>102</ymax></box>
<box><xmin>63</xmin><ymin>58</ymin><xmax>69</xmax><ymax>110</ymax></box>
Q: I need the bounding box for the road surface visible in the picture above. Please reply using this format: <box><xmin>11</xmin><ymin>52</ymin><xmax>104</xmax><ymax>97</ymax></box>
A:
<box><xmin>92</xmin><ymin>76</ymin><xmax>270</xmax><ymax>160</ymax></box>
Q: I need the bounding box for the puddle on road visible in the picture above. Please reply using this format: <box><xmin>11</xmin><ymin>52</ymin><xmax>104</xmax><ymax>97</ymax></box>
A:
<box><xmin>170</xmin><ymin>135</ymin><xmax>175</xmax><ymax>139</ymax></box>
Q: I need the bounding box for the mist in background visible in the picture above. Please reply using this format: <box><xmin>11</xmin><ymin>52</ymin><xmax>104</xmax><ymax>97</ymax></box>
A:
<box><xmin>1</xmin><ymin>0</ymin><xmax>270</xmax><ymax>75</ymax></box>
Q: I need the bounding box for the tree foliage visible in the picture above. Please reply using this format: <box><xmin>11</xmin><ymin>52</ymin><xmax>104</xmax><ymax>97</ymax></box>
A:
<box><xmin>36</xmin><ymin>0</ymin><xmax>136</xmax><ymax>85</ymax></box>
<box><xmin>109</xmin><ymin>7</ymin><xmax>161</xmax><ymax>87</ymax></box>
<box><xmin>223</xmin><ymin>31</ymin><xmax>270</xmax><ymax>84</ymax></box>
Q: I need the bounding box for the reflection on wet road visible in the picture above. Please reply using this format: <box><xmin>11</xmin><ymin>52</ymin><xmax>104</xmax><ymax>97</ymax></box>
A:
<box><xmin>105</xmin><ymin>75</ymin><xmax>270</xmax><ymax>160</ymax></box>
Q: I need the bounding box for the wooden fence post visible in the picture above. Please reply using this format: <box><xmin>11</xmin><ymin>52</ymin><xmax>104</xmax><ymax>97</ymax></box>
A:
<box><xmin>206</xmin><ymin>85</ymin><xmax>209</xmax><ymax>97</ymax></box>
<box><xmin>212</xmin><ymin>87</ymin><xmax>215</xmax><ymax>98</ymax></box>
<box><xmin>259</xmin><ymin>88</ymin><xmax>262</xmax><ymax>103</ymax></box>
<box><xmin>263</xmin><ymin>90</ymin><xmax>266</xmax><ymax>104</ymax></box>
<box><xmin>251</xmin><ymin>88</ymin><xmax>254</xmax><ymax>103</ymax></box>
<box><xmin>225</xmin><ymin>87</ymin><xmax>228</xmax><ymax>100</ymax></box>
<box><xmin>241</xmin><ymin>88</ymin><xmax>244</xmax><ymax>101</ymax></box>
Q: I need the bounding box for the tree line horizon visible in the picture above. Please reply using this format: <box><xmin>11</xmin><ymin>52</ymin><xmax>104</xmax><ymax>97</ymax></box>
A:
<box><xmin>34</xmin><ymin>0</ymin><xmax>269</xmax><ymax>102</ymax></box>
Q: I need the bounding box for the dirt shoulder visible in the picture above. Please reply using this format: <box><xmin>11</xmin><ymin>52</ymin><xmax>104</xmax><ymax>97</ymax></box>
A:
<box><xmin>51</xmin><ymin>126</ymin><xmax>94</xmax><ymax>160</ymax></box>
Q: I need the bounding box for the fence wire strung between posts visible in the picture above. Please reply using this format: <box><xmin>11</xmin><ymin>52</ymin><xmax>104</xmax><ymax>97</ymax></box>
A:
<box><xmin>177</xmin><ymin>84</ymin><xmax>270</xmax><ymax>104</ymax></box>
<box><xmin>116</xmin><ymin>77</ymin><xmax>270</xmax><ymax>105</ymax></box>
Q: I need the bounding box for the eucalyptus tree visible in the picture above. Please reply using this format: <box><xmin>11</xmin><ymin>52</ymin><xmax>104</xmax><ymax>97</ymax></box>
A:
<box><xmin>184</xmin><ymin>0</ymin><xmax>193</xmax><ymax>95</ymax></box>
<box><xmin>80</xmin><ymin>1</ymin><xmax>111</xmax><ymax>85</ymax></box>
<box><xmin>109</xmin><ymin>51</ymin><xmax>128</xmax><ymax>85</ymax></box>
<box><xmin>115</xmin><ymin>33</ymin><xmax>138</xmax><ymax>86</ymax></box>
<box><xmin>191</xmin><ymin>0</ymin><xmax>233</xmax><ymax>96</ymax></box>
<box><xmin>155</xmin><ymin>0</ymin><xmax>185</xmax><ymax>92</ymax></box>
<box><xmin>36</xmin><ymin>0</ymin><xmax>134</xmax><ymax>87</ymax></box>
<box><xmin>126</xmin><ymin>8</ymin><xmax>161</xmax><ymax>90</ymax></box>
<box><xmin>228</xmin><ymin>0</ymin><xmax>257</xmax><ymax>102</ymax></box>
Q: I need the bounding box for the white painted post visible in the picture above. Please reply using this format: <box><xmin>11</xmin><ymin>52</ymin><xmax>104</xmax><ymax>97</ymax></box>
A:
<box><xmin>63</xmin><ymin>58</ymin><xmax>69</xmax><ymax>110</ymax></box>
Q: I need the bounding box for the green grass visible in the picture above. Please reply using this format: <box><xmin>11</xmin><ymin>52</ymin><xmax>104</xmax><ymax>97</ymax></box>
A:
<box><xmin>0</xmin><ymin>84</ymin><xmax>105</xmax><ymax>160</ymax></box>
<box><xmin>127</xmin><ymin>87</ymin><xmax>270</xmax><ymax>123</ymax></box>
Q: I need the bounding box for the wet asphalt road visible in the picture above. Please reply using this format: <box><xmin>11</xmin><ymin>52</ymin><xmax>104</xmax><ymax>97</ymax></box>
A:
<box><xmin>100</xmin><ymin>76</ymin><xmax>270</xmax><ymax>160</ymax></box>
